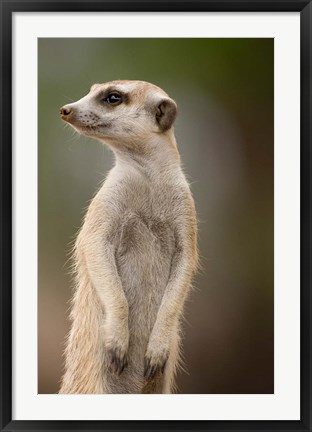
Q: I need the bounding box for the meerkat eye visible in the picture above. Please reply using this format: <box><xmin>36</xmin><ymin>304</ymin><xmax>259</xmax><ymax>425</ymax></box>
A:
<box><xmin>104</xmin><ymin>93</ymin><xmax>122</xmax><ymax>104</ymax></box>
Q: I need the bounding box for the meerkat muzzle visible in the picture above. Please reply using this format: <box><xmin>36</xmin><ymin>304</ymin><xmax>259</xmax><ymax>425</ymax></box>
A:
<box><xmin>60</xmin><ymin>105</ymin><xmax>72</xmax><ymax>121</ymax></box>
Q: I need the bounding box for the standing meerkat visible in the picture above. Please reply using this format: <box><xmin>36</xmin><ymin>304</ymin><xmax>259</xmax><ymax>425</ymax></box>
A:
<box><xmin>59</xmin><ymin>80</ymin><xmax>198</xmax><ymax>394</ymax></box>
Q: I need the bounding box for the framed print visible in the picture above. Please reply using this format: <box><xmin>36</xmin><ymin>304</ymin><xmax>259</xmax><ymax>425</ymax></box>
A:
<box><xmin>1</xmin><ymin>1</ymin><xmax>311</xmax><ymax>431</ymax></box>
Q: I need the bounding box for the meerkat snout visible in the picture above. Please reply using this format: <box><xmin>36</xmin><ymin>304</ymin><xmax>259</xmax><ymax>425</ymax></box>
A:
<box><xmin>60</xmin><ymin>80</ymin><xmax>178</xmax><ymax>150</ymax></box>
<box><xmin>60</xmin><ymin>106</ymin><xmax>72</xmax><ymax>119</ymax></box>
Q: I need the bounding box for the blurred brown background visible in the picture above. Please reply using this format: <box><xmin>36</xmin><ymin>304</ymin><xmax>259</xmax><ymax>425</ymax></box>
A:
<box><xmin>38</xmin><ymin>38</ymin><xmax>274</xmax><ymax>394</ymax></box>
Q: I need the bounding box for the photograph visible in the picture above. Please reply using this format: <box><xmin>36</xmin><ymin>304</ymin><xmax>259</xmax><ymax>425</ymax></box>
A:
<box><xmin>38</xmin><ymin>37</ymin><xmax>274</xmax><ymax>395</ymax></box>
<box><xmin>2</xmin><ymin>1</ymin><xmax>310</xmax><ymax>429</ymax></box>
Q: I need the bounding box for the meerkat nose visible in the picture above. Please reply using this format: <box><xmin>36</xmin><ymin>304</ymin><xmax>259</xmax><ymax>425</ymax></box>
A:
<box><xmin>60</xmin><ymin>106</ymin><xmax>72</xmax><ymax>118</ymax></box>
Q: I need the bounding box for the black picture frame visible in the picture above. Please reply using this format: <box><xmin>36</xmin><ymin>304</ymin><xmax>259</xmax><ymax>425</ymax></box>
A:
<box><xmin>1</xmin><ymin>1</ymin><xmax>311</xmax><ymax>431</ymax></box>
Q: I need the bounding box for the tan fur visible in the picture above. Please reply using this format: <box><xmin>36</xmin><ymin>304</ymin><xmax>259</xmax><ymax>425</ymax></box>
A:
<box><xmin>59</xmin><ymin>80</ymin><xmax>198</xmax><ymax>394</ymax></box>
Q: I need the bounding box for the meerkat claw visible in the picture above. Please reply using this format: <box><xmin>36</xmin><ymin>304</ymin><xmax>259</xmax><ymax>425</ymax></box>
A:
<box><xmin>144</xmin><ymin>357</ymin><xmax>167</xmax><ymax>380</ymax></box>
<box><xmin>109</xmin><ymin>348</ymin><xmax>128</xmax><ymax>376</ymax></box>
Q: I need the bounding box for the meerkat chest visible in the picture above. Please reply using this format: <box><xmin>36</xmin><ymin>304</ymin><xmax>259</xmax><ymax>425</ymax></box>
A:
<box><xmin>112</xmin><ymin>180</ymin><xmax>182</xmax><ymax>258</ymax></box>
<box><xmin>113</xmin><ymin>209</ymin><xmax>176</xmax><ymax>300</ymax></box>
<box><xmin>81</xmin><ymin>174</ymin><xmax>188</xmax><ymax>294</ymax></box>
<box><xmin>91</xmin><ymin>171</ymin><xmax>189</xmax><ymax>256</ymax></box>
<box><xmin>116</xmin><ymin>200</ymin><xmax>174</xmax><ymax>253</ymax></box>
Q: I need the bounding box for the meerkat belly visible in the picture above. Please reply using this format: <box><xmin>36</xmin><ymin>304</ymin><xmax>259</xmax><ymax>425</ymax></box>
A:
<box><xmin>114</xmin><ymin>213</ymin><xmax>175</xmax><ymax>336</ymax></box>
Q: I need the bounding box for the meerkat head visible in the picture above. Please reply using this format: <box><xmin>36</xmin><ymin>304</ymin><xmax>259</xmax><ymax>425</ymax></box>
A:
<box><xmin>60</xmin><ymin>80</ymin><xmax>178</xmax><ymax>153</ymax></box>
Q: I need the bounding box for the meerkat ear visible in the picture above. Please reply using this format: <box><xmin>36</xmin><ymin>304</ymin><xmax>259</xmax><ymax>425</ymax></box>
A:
<box><xmin>155</xmin><ymin>98</ymin><xmax>177</xmax><ymax>132</ymax></box>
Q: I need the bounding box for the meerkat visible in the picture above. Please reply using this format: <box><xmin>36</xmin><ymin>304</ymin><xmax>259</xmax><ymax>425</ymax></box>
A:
<box><xmin>59</xmin><ymin>80</ymin><xmax>198</xmax><ymax>394</ymax></box>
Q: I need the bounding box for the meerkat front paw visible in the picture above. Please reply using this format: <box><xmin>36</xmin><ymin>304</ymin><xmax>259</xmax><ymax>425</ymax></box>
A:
<box><xmin>104</xmin><ymin>319</ymin><xmax>129</xmax><ymax>376</ymax></box>
<box><xmin>108</xmin><ymin>346</ymin><xmax>128</xmax><ymax>376</ymax></box>
<box><xmin>144</xmin><ymin>339</ymin><xmax>169</xmax><ymax>380</ymax></box>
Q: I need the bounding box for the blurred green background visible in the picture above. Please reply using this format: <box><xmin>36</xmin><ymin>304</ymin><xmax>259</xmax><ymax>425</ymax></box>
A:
<box><xmin>38</xmin><ymin>38</ymin><xmax>274</xmax><ymax>394</ymax></box>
